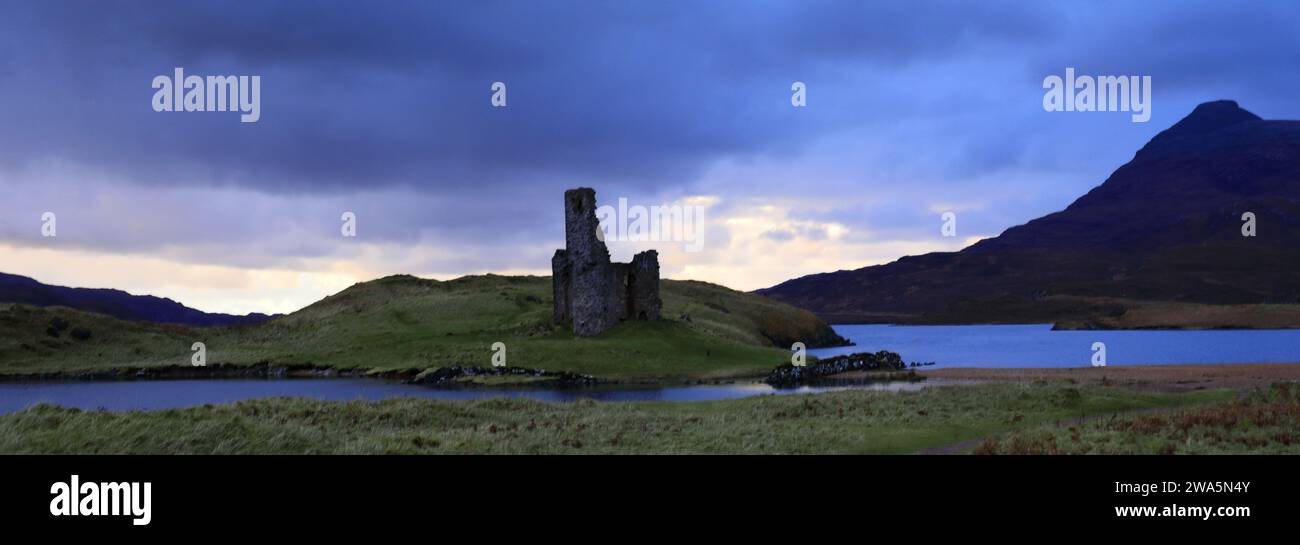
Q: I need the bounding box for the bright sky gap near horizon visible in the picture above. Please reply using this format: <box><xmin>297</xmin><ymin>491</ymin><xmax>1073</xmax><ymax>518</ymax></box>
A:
<box><xmin>2</xmin><ymin>1</ymin><xmax>1299</xmax><ymax>315</ymax></box>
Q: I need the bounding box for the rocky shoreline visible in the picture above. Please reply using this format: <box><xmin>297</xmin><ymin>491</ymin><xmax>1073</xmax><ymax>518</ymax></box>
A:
<box><xmin>410</xmin><ymin>365</ymin><xmax>600</xmax><ymax>386</ymax></box>
<box><xmin>0</xmin><ymin>352</ymin><xmax>930</xmax><ymax>390</ymax></box>
<box><xmin>764</xmin><ymin>350</ymin><xmax>924</xmax><ymax>387</ymax></box>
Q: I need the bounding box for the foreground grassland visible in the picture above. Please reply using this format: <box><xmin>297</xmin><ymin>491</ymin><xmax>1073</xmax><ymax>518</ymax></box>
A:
<box><xmin>0</xmin><ymin>383</ymin><xmax>1231</xmax><ymax>454</ymax></box>
<box><xmin>976</xmin><ymin>382</ymin><xmax>1300</xmax><ymax>454</ymax></box>
<box><xmin>0</xmin><ymin>275</ymin><xmax>843</xmax><ymax>381</ymax></box>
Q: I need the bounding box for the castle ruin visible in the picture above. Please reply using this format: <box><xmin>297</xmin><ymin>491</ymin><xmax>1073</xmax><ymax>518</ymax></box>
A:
<box><xmin>552</xmin><ymin>188</ymin><xmax>662</xmax><ymax>336</ymax></box>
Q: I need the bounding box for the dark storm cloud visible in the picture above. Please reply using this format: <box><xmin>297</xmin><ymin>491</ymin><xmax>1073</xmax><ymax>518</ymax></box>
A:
<box><xmin>0</xmin><ymin>0</ymin><xmax>1057</xmax><ymax>196</ymax></box>
<box><xmin>1</xmin><ymin>0</ymin><xmax>1299</xmax><ymax>258</ymax></box>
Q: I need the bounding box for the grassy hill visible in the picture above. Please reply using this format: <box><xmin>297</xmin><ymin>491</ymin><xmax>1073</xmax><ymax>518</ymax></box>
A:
<box><xmin>0</xmin><ymin>275</ymin><xmax>846</xmax><ymax>381</ymax></box>
<box><xmin>1052</xmin><ymin>298</ymin><xmax>1300</xmax><ymax>330</ymax></box>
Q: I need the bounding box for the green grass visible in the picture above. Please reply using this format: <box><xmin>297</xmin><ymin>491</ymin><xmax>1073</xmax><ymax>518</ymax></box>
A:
<box><xmin>0</xmin><ymin>383</ymin><xmax>1233</xmax><ymax>454</ymax></box>
<box><xmin>0</xmin><ymin>274</ymin><xmax>844</xmax><ymax>381</ymax></box>
<box><xmin>974</xmin><ymin>382</ymin><xmax>1300</xmax><ymax>454</ymax></box>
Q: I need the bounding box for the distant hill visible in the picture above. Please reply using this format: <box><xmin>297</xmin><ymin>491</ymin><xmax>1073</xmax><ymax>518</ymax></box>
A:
<box><xmin>759</xmin><ymin>101</ymin><xmax>1300</xmax><ymax>324</ymax></box>
<box><xmin>0</xmin><ymin>274</ymin><xmax>846</xmax><ymax>380</ymax></box>
<box><xmin>0</xmin><ymin>272</ymin><xmax>279</xmax><ymax>327</ymax></box>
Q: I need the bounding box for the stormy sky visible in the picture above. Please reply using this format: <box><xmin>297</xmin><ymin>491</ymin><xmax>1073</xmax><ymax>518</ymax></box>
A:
<box><xmin>2</xmin><ymin>0</ymin><xmax>1298</xmax><ymax>314</ymax></box>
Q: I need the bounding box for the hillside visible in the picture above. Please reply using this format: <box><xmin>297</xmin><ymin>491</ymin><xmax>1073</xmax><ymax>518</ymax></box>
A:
<box><xmin>759</xmin><ymin>101</ymin><xmax>1300</xmax><ymax>325</ymax></box>
<box><xmin>0</xmin><ymin>272</ymin><xmax>278</xmax><ymax>326</ymax></box>
<box><xmin>0</xmin><ymin>274</ymin><xmax>846</xmax><ymax>381</ymax></box>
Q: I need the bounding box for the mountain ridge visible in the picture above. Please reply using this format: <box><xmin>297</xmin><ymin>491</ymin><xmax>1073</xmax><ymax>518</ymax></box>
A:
<box><xmin>0</xmin><ymin>272</ymin><xmax>279</xmax><ymax>327</ymax></box>
<box><xmin>758</xmin><ymin>100</ymin><xmax>1300</xmax><ymax>324</ymax></box>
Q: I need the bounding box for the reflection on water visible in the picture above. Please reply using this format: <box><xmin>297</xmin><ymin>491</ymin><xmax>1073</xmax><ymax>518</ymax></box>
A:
<box><xmin>0</xmin><ymin>378</ymin><xmax>950</xmax><ymax>415</ymax></box>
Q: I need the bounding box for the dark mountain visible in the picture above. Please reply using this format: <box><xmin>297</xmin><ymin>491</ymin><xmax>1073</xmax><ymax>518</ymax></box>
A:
<box><xmin>0</xmin><ymin>272</ymin><xmax>279</xmax><ymax>327</ymax></box>
<box><xmin>759</xmin><ymin>101</ymin><xmax>1300</xmax><ymax>324</ymax></box>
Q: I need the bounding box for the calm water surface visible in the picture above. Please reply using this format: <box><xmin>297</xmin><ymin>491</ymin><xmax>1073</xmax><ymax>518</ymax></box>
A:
<box><xmin>0</xmin><ymin>378</ymin><xmax>944</xmax><ymax>415</ymax></box>
<box><xmin>810</xmin><ymin>324</ymin><xmax>1300</xmax><ymax>368</ymax></box>
<box><xmin>7</xmin><ymin>324</ymin><xmax>1295</xmax><ymax>414</ymax></box>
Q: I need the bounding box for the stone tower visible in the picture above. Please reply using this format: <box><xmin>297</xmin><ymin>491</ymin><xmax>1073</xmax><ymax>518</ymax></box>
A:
<box><xmin>552</xmin><ymin>188</ymin><xmax>661</xmax><ymax>336</ymax></box>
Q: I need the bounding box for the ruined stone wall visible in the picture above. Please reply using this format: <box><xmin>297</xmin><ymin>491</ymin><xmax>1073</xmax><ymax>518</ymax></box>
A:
<box><xmin>627</xmin><ymin>250</ymin><xmax>662</xmax><ymax>320</ymax></box>
<box><xmin>551</xmin><ymin>249</ymin><xmax>571</xmax><ymax>325</ymax></box>
<box><xmin>610</xmin><ymin>262</ymin><xmax>629</xmax><ymax>324</ymax></box>
<box><xmin>552</xmin><ymin>188</ymin><xmax>662</xmax><ymax>336</ymax></box>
